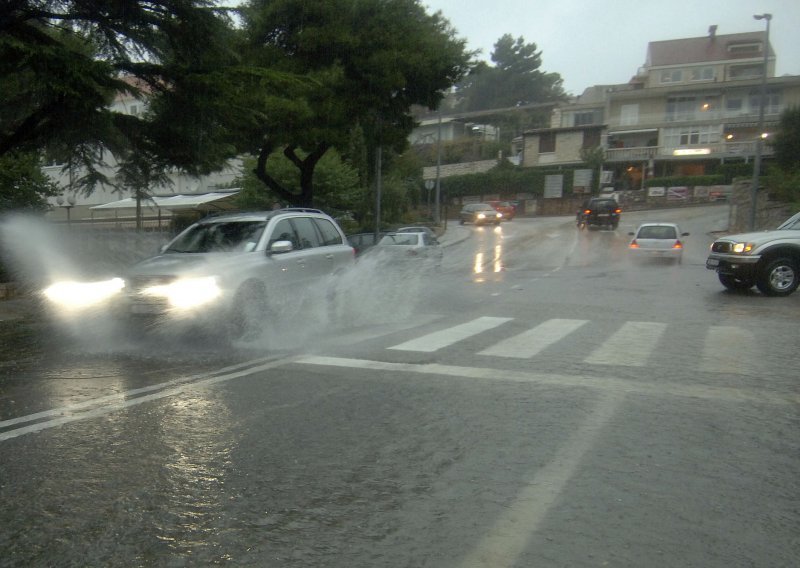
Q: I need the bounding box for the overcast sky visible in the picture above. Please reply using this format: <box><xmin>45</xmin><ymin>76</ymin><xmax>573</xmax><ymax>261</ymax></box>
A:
<box><xmin>423</xmin><ymin>0</ymin><xmax>800</xmax><ymax>95</ymax></box>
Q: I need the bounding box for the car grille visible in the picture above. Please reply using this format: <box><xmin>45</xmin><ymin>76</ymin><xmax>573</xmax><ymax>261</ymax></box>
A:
<box><xmin>128</xmin><ymin>275</ymin><xmax>176</xmax><ymax>291</ymax></box>
<box><xmin>711</xmin><ymin>242</ymin><xmax>733</xmax><ymax>253</ymax></box>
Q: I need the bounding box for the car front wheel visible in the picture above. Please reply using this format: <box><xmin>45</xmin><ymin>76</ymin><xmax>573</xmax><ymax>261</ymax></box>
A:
<box><xmin>718</xmin><ymin>273</ymin><xmax>754</xmax><ymax>291</ymax></box>
<box><xmin>756</xmin><ymin>257</ymin><xmax>799</xmax><ymax>297</ymax></box>
<box><xmin>228</xmin><ymin>281</ymin><xmax>268</xmax><ymax>340</ymax></box>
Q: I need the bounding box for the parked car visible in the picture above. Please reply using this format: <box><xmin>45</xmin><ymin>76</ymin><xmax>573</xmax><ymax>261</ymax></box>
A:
<box><xmin>43</xmin><ymin>208</ymin><xmax>355</xmax><ymax>338</ymax></box>
<box><xmin>706</xmin><ymin>211</ymin><xmax>800</xmax><ymax>296</ymax></box>
<box><xmin>459</xmin><ymin>203</ymin><xmax>503</xmax><ymax>226</ymax></box>
<box><xmin>577</xmin><ymin>197</ymin><xmax>621</xmax><ymax>230</ymax></box>
<box><xmin>628</xmin><ymin>223</ymin><xmax>689</xmax><ymax>263</ymax></box>
<box><xmin>484</xmin><ymin>200</ymin><xmax>516</xmax><ymax>221</ymax></box>
<box><xmin>347</xmin><ymin>231</ymin><xmax>384</xmax><ymax>257</ymax></box>
<box><xmin>365</xmin><ymin>231</ymin><xmax>443</xmax><ymax>269</ymax></box>
<box><xmin>396</xmin><ymin>226</ymin><xmax>439</xmax><ymax>241</ymax></box>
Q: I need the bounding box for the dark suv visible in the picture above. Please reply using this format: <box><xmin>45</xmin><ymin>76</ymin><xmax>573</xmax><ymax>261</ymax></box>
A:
<box><xmin>577</xmin><ymin>197</ymin><xmax>621</xmax><ymax>230</ymax></box>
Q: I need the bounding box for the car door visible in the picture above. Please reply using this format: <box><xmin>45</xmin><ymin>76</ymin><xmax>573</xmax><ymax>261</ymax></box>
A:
<box><xmin>313</xmin><ymin>217</ymin><xmax>354</xmax><ymax>274</ymax></box>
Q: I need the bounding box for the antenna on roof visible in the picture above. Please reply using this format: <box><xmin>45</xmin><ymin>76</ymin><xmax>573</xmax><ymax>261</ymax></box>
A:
<box><xmin>708</xmin><ymin>25</ymin><xmax>718</xmax><ymax>39</ymax></box>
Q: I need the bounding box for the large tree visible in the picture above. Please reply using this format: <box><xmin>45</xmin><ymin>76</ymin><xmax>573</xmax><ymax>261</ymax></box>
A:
<box><xmin>455</xmin><ymin>34</ymin><xmax>566</xmax><ymax>112</ymax></box>
<box><xmin>236</xmin><ymin>0</ymin><xmax>472</xmax><ymax>207</ymax></box>
<box><xmin>768</xmin><ymin>105</ymin><xmax>800</xmax><ymax>203</ymax></box>
<box><xmin>0</xmin><ymin>1</ymin><xmax>241</xmax><ymax>194</ymax></box>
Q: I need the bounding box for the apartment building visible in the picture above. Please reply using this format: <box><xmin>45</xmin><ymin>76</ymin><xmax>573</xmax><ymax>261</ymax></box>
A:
<box><xmin>519</xmin><ymin>26</ymin><xmax>800</xmax><ymax>191</ymax></box>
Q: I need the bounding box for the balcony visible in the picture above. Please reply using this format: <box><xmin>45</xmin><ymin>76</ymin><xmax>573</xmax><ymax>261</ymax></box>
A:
<box><xmin>605</xmin><ymin>141</ymin><xmax>773</xmax><ymax>162</ymax></box>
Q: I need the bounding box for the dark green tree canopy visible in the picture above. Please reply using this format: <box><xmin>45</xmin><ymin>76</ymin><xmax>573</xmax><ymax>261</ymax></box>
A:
<box><xmin>455</xmin><ymin>34</ymin><xmax>566</xmax><ymax>112</ymax></box>
<box><xmin>237</xmin><ymin>0</ymin><xmax>472</xmax><ymax>207</ymax></box>
<box><xmin>771</xmin><ymin>105</ymin><xmax>800</xmax><ymax>172</ymax></box>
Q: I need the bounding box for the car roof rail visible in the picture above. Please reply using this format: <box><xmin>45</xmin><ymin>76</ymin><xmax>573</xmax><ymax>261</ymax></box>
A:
<box><xmin>278</xmin><ymin>207</ymin><xmax>324</xmax><ymax>214</ymax></box>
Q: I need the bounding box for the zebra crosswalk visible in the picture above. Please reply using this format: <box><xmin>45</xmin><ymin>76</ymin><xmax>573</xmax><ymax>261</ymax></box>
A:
<box><xmin>383</xmin><ymin>316</ymin><xmax>759</xmax><ymax>375</ymax></box>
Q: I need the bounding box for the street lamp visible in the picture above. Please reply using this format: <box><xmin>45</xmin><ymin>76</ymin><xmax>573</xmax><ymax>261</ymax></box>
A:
<box><xmin>56</xmin><ymin>194</ymin><xmax>77</xmax><ymax>226</ymax></box>
<box><xmin>749</xmin><ymin>12</ymin><xmax>771</xmax><ymax>231</ymax></box>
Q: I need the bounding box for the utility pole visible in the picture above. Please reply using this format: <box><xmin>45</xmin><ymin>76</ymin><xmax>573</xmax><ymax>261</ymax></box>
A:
<box><xmin>749</xmin><ymin>13</ymin><xmax>772</xmax><ymax>231</ymax></box>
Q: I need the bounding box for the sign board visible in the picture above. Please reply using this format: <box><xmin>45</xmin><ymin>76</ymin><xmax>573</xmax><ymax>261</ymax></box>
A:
<box><xmin>667</xmin><ymin>186</ymin><xmax>689</xmax><ymax>201</ymax></box>
<box><xmin>648</xmin><ymin>186</ymin><xmax>666</xmax><ymax>197</ymax></box>
<box><xmin>573</xmin><ymin>169</ymin><xmax>593</xmax><ymax>188</ymax></box>
<box><xmin>544</xmin><ymin>175</ymin><xmax>564</xmax><ymax>199</ymax></box>
<box><xmin>424</xmin><ymin>180</ymin><xmax>435</xmax><ymax>190</ymax></box>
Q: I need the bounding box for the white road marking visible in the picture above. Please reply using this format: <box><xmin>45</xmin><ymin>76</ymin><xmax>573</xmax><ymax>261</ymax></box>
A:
<box><xmin>458</xmin><ymin>392</ymin><xmax>624</xmax><ymax>568</ymax></box>
<box><xmin>479</xmin><ymin>318</ymin><xmax>587</xmax><ymax>358</ymax></box>
<box><xmin>0</xmin><ymin>356</ymin><xmax>295</xmax><ymax>442</ymax></box>
<box><xmin>585</xmin><ymin>321</ymin><xmax>667</xmax><ymax>367</ymax></box>
<box><xmin>700</xmin><ymin>325</ymin><xmax>757</xmax><ymax>374</ymax></box>
<box><xmin>388</xmin><ymin>316</ymin><xmax>512</xmax><ymax>352</ymax></box>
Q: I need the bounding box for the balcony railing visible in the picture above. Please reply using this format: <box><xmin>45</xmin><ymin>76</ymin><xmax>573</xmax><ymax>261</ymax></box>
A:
<box><xmin>605</xmin><ymin>141</ymin><xmax>773</xmax><ymax>162</ymax></box>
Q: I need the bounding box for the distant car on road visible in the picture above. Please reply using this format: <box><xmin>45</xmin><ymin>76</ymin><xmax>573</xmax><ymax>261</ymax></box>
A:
<box><xmin>577</xmin><ymin>197</ymin><xmax>621</xmax><ymax>230</ymax></box>
<box><xmin>459</xmin><ymin>203</ymin><xmax>503</xmax><ymax>226</ymax></box>
<box><xmin>484</xmin><ymin>200</ymin><xmax>516</xmax><ymax>221</ymax></box>
<box><xmin>347</xmin><ymin>232</ymin><xmax>384</xmax><ymax>257</ymax></box>
<box><xmin>396</xmin><ymin>226</ymin><xmax>438</xmax><ymax>240</ymax></box>
<box><xmin>628</xmin><ymin>223</ymin><xmax>689</xmax><ymax>263</ymax></box>
<box><xmin>706</xmin><ymin>211</ymin><xmax>800</xmax><ymax>296</ymax></box>
<box><xmin>365</xmin><ymin>231</ymin><xmax>443</xmax><ymax>269</ymax></box>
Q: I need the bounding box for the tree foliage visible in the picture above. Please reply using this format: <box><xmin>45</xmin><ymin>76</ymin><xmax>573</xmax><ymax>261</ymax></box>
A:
<box><xmin>766</xmin><ymin>105</ymin><xmax>800</xmax><ymax>204</ymax></box>
<box><xmin>236</xmin><ymin>0</ymin><xmax>472</xmax><ymax>207</ymax></box>
<box><xmin>0</xmin><ymin>152</ymin><xmax>60</xmax><ymax>212</ymax></box>
<box><xmin>455</xmin><ymin>34</ymin><xmax>566</xmax><ymax>112</ymax></box>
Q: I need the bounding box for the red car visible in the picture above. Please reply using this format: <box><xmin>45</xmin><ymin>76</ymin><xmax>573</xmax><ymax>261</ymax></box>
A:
<box><xmin>485</xmin><ymin>200</ymin><xmax>516</xmax><ymax>221</ymax></box>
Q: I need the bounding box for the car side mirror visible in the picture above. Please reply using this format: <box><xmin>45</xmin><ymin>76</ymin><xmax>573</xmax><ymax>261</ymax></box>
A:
<box><xmin>628</xmin><ymin>232</ymin><xmax>635</xmax><ymax>236</ymax></box>
<box><xmin>268</xmin><ymin>240</ymin><xmax>294</xmax><ymax>254</ymax></box>
<box><xmin>682</xmin><ymin>232</ymin><xmax>690</xmax><ymax>236</ymax></box>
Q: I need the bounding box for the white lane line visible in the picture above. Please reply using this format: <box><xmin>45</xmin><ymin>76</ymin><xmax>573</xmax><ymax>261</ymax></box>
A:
<box><xmin>295</xmin><ymin>356</ymin><xmax>798</xmax><ymax>406</ymax></box>
<box><xmin>388</xmin><ymin>316</ymin><xmax>512</xmax><ymax>352</ymax></box>
<box><xmin>458</xmin><ymin>392</ymin><xmax>624</xmax><ymax>568</ymax></box>
<box><xmin>479</xmin><ymin>318</ymin><xmax>587</xmax><ymax>358</ymax></box>
<box><xmin>0</xmin><ymin>357</ymin><xmax>295</xmax><ymax>442</ymax></box>
<box><xmin>700</xmin><ymin>326</ymin><xmax>757</xmax><ymax>374</ymax></box>
<box><xmin>584</xmin><ymin>321</ymin><xmax>667</xmax><ymax>367</ymax></box>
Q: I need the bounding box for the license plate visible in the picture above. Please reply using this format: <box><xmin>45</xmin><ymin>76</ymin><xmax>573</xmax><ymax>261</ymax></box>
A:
<box><xmin>597</xmin><ymin>214</ymin><xmax>609</xmax><ymax>218</ymax></box>
<box><xmin>706</xmin><ymin>258</ymin><xmax>719</xmax><ymax>268</ymax></box>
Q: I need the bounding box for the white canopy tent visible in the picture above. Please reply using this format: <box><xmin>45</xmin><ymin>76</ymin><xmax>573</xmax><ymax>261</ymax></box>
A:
<box><xmin>90</xmin><ymin>190</ymin><xmax>241</xmax><ymax>213</ymax></box>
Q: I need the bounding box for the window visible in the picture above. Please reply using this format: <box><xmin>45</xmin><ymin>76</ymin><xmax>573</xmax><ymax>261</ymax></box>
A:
<box><xmin>666</xmin><ymin>96</ymin><xmax>698</xmax><ymax>122</ymax></box>
<box><xmin>290</xmin><ymin>217</ymin><xmax>322</xmax><ymax>249</ymax></box>
<box><xmin>539</xmin><ymin>132</ymin><xmax>556</xmax><ymax>153</ymax></box>
<box><xmin>620</xmin><ymin>104</ymin><xmax>639</xmax><ymax>126</ymax></box>
<box><xmin>727</xmin><ymin>42</ymin><xmax>761</xmax><ymax>55</ymax></box>
<box><xmin>574</xmin><ymin>111</ymin><xmax>598</xmax><ymax>126</ymax></box>
<box><xmin>749</xmin><ymin>89</ymin><xmax>781</xmax><ymax>115</ymax></box>
<box><xmin>660</xmin><ymin>69</ymin><xmax>683</xmax><ymax>84</ymax></box>
<box><xmin>582</xmin><ymin>130</ymin><xmax>601</xmax><ymax>150</ymax></box>
<box><xmin>314</xmin><ymin>218</ymin><xmax>343</xmax><ymax>246</ymax></box>
<box><xmin>728</xmin><ymin>64</ymin><xmax>763</xmax><ymax>80</ymax></box>
<box><xmin>690</xmin><ymin>67</ymin><xmax>715</xmax><ymax>81</ymax></box>
<box><xmin>663</xmin><ymin>125</ymin><xmax>721</xmax><ymax>148</ymax></box>
<box><xmin>726</xmin><ymin>97</ymin><xmax>744</xmax><ymax>112</ymax></box>
<box><xmin>269</xmin><ymin>219</ymin><xmax>299</xmax><ymax>249</ymax></box>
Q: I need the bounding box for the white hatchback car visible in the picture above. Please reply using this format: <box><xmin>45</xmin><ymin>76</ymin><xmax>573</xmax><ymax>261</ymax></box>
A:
<box><xmin>628</xmin><ymin>223</ymin><xmax>689</xmax><ymax>263</ymax></box>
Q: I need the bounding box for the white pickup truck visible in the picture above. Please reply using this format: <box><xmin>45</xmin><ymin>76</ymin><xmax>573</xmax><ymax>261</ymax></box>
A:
<box><xmin>706</xmin><ymin>211</ymin><xmax>800</xmax><ymax>296</ymax></box>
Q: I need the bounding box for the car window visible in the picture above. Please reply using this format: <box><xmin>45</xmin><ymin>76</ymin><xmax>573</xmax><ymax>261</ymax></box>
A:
<box><xmin>380</xmin><ymin>234</ymin><xmax>418</xmax><ymax>246</ymax></box>
<box><xmin>165</xmin><ymin>221</ymin><xmax>266</xmax><ymax>253</ymax></box>
<box><xmin>639</xmin><ymin>226</ymin><xmax>676</xmax><ymax>239</ymax></box>
<box><xmin>314</xmin><ymin>218</ymin><xmax>343</xmax><ymax>246</ymax></box>
<box><xmin>290</xmin><ymin>217</ymin><xmax>322</xmax><ymax>249</ymax></box>
<box><xmin>269</xmin><ymin>218</ymin><xmax>299</xmax><ymax>250</ymax></box>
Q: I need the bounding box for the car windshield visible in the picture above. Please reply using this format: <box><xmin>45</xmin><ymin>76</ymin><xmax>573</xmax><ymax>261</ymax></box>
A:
<box><xmin>638</xmin><ymin>225</ymin><xmax>677</xmax><ymax>239</ymax></box>
<box><xmin>164</xmin><ymin>221</ymin><xmax>266</xmax><ymax>253</ymax></box>
<box><xmin>776</xmin><ymin>212</ymin><xmax>800</xmax><ymax>230</ymax></box>
<box><xmin>379</xmin><ymin>233</ymin><xmax>420</xmax><ymax>246</ymax></box>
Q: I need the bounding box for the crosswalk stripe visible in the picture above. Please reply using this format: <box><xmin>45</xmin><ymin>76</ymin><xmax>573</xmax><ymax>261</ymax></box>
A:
<box><xmin>479</xmin><ymin>318</ymin><xmax>588</xmax><ymax>358</ymax></box>
<box><xmin>388</xmin><ymin>316</ymin><xmax>513</xmax><ymax>352</ymax></box>
<box><xmin>584</xmin><ymin>321</ymin><xmax>667</xmax><ymax>367</ymax></box>
<box><xmin>700</xmin><ymin>326</ymin><xmax>756</xmax><ymax>374</ymax></box>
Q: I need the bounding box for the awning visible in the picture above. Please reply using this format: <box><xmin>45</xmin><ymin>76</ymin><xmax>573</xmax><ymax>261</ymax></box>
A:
<box><xmin>91</xmin><ymin>191</ymin><xmax>240</xmax><ymax>212</ymax></box>
<box><xmin>608</xmin><ymin>129</ymin><xmax>658</xmax><ymax>136</ymax></box>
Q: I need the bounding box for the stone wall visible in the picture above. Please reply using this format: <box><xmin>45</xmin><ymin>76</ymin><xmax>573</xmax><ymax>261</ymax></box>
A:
<box><xmin>728</xmin><ymin>179</ymin><xmax>794</xmax><ymax>233</ymax></box>
<box><xmin>422</xmin><ymin>160</ymin><xmax>499</xmax><ymax>180</ymax></box>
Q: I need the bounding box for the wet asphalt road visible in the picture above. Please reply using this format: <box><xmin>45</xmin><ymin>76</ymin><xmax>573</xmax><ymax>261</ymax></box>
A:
<box><xmin>1</xmin><ymin>205</ymin><xmax>798</xmax><ymax>567</ymax></box>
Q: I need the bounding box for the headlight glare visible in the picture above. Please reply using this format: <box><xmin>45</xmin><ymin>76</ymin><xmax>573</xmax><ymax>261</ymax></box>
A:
<box><xmin>732</xmin><ymin>242</ymin><xmax>754</xmax><ymax>253</ymax></box>
<box><xmin>43</xmin><ymin>278</ymin><xmax>125</xmax><ymax>310</ymax></box>
<box><xmin>143</xmin><ymin>276</ymin><xmax>221</xmax><ymax>309</ymax></box>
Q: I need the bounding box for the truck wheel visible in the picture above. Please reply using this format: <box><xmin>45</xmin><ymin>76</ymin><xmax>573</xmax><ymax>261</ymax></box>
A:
<box><xmin>756</xmin><ymin>257</ymin><xmax>799</xmax><ymax>297</ymax></box>
<box><xmin>718</xmin><ymin>274</ymin><xmax>754</xmax><ymax>291</ymax></box>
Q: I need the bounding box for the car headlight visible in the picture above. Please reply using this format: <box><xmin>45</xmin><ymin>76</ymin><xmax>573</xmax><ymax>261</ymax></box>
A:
<box><xmin>477</xmin><ymin>213</ymin><xmax>486</xmax><ymax>219</ymax></box>
<box><xmin>732</xmin><ymin>242</ymin><xmax>754</xmax><ymax>253</ymax></box>
<box><xmin>142</xmin><ymin>276</ymin><xmax>221</xmax><ymax>309</ymax></box>
<box><xmin>43</xmin><ymin>278</ymin><xmax>125</xmax><ymax>310</ymax></box>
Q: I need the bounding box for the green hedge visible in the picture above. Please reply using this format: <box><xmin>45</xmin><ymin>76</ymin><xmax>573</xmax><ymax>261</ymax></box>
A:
<box><xmin>438</xmin><ymin>164</ymin><xmax>595</xmax><ymax>199</ymax></box>
<box><xmin>644</xmin><ymin>174</ymin><xmax>725</xmax><ymax>188</ymax></box>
